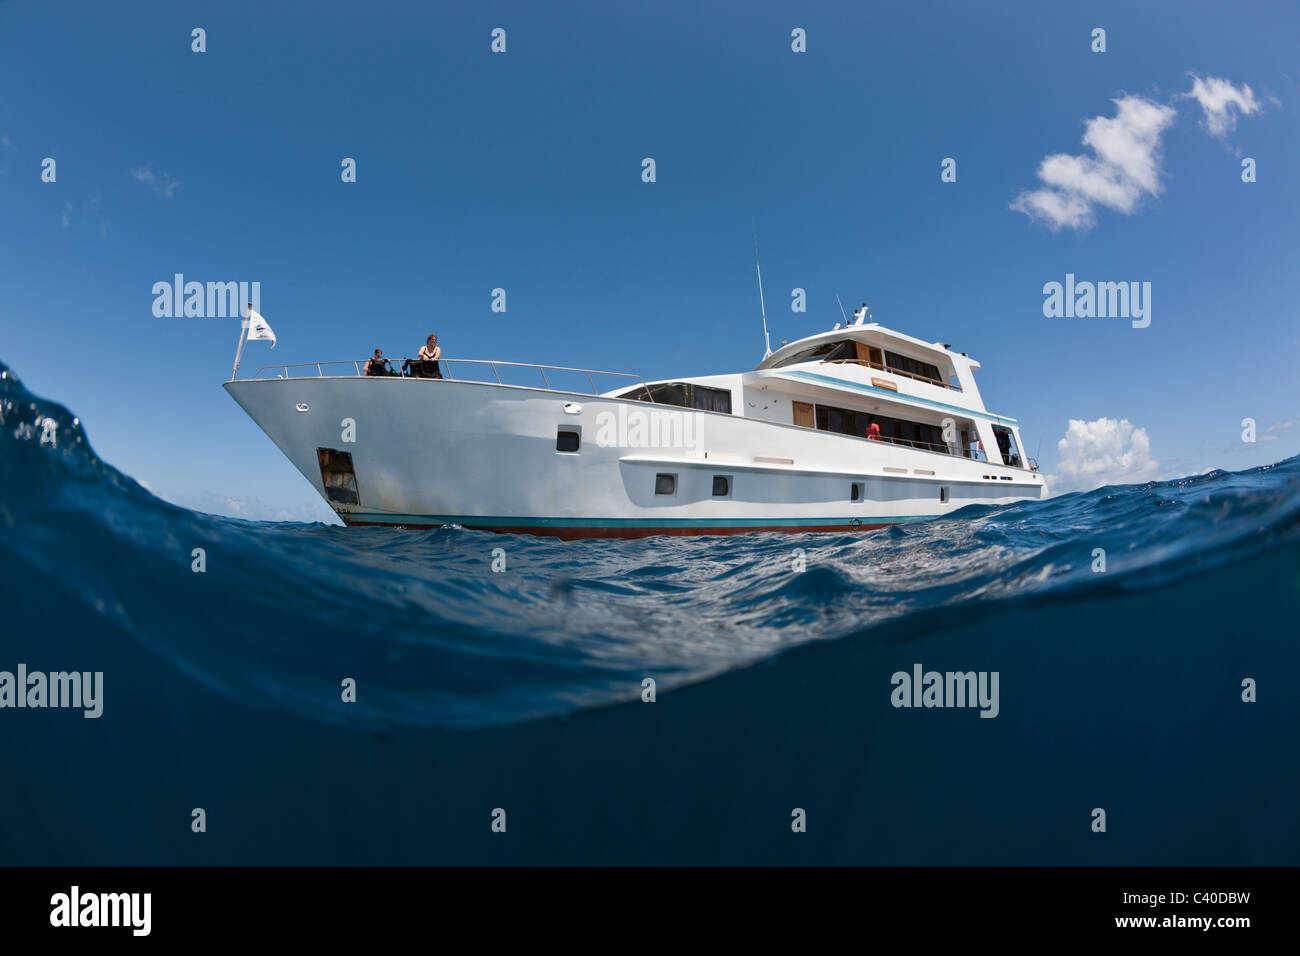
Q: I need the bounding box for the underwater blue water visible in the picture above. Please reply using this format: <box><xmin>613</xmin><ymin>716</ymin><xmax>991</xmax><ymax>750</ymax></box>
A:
<box><xmin>1</xmin><ymin>361</ymin><xmax>1297</xmax><ymax>865</ymax></box>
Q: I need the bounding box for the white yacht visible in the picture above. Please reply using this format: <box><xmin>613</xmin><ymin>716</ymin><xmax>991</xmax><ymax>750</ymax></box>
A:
<box><xmin>225</xmin><ymin>309</ymin><xmax>1045</xmax><ymax>537</ymax></box>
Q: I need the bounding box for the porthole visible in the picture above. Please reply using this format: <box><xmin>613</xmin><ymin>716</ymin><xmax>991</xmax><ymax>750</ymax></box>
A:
<box><xmin>556</xmin><ymin>429</ymin><xmax>580</xmax><ymax>453</ymax></box>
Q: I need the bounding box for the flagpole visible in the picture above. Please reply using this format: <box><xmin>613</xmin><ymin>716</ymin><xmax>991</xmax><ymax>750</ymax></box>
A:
<box><xmin>230</xmin><ymin>302</ymin><xmax>251</xmax><ymax>381</ymax></box>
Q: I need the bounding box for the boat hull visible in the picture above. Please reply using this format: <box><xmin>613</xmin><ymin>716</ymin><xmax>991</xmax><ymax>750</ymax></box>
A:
<box><xmin>224</xmin><ymin>376</ymin><xmax>1046</xmax><ymax>537</ymax></box>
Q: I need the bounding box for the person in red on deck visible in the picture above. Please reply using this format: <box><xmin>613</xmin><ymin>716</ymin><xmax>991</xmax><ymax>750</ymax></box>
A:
<box><xmin>866</xmin><ymin>422</ymin><xmax>881</xmax><ymax>440</ymax></box>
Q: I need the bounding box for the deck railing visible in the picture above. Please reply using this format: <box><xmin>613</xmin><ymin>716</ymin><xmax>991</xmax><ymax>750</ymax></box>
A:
<box><xmin>867</xmin><ymin>434</ymin><xmax>983</xmax><ymax>460</ymax></box>
<box><xmin>246</xmin><ymin>358</ymin><xmax>655</xmax><ymax>399</ymax></box>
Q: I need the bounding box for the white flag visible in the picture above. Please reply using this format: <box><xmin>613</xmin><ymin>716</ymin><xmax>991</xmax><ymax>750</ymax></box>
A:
<box><xmin>247</xmin><ymin>308</ymin><xmax>276</xmax><ymax>348</ymax></box>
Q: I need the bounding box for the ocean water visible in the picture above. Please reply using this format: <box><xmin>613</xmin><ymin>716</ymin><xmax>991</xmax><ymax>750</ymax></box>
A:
<box><xmin>1</xmin><ymin>361</ymin><xmax>1297</xmax><ymax>865</ymax></box>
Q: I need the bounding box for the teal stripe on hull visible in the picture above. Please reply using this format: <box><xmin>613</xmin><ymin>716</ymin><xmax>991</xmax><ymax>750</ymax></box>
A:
<box><xmin>344</xmin><ymin>513</ymin><xmax>940</xmax><ymax>528</ymax></box>
<box><xmin>778</xmin><ymin>370</ymin><xmax>1019</xmax><ymax>425</ymax></box>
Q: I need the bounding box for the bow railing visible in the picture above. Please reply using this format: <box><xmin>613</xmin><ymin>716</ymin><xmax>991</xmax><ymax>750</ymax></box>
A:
<box><xmin>243</xmin><ymin>358</ymin><xmax>654</xmax><ymax>399</ymax></box>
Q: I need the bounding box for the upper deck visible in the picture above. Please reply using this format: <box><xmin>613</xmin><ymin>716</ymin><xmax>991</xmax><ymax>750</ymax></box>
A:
<box><xmin>621</xmin><ymin>322</ymin><xmax>998</xmax><ymax>420</ymax></box>
<box><xmin>608</xmin><ymin>322</ymin><xmax>1027</xmax><ymax>467</ymax></box>
<box><xmin>758</xmin><ymin>323</ymin><xmax>982</xmax><ymax>396</ymax></box>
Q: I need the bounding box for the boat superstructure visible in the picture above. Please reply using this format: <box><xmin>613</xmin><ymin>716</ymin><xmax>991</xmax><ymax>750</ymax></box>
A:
<box><xmin>224</xmin><ymin>317</ymin><xmax>1045</xmax><ymax>537</ymax></box>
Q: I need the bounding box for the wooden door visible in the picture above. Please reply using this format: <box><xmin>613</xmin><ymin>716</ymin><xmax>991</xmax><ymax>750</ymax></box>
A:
<box><xmin>792</xmin><ymin>401</ymin><xmax>815</xmax><ymax>428</ymax></box>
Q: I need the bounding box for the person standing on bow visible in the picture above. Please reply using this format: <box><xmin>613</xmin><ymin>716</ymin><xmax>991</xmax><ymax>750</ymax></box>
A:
<box><xmin>417</xmin><ymin>333</ymin><xmax>443</xmax><ymax>379</ymax></box>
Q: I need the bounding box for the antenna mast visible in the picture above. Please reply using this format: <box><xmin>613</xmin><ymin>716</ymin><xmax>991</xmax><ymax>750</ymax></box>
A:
<box><xmin>836</xmin><ymin>295</ymin><xmax>849</xmax><ymax>325</ymax></box>
<box><xmin>754</xmin><ymin>238</ymin><xmax>772</xmax><ymax>358</ymax></box>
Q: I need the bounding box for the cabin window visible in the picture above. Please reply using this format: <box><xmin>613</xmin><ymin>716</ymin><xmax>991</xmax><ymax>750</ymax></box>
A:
<box><xmin>712</xmin><ymin>475</ymin><xmax>731</xmax><ymax>497</ymax></box>
<box><xmin>940</xmin><ymin>486</ymin><xmax>949</xmax><ymax>503</ymax></box>
<box><xmin>620</xmin><ymin>381</ymin><xmax>684</xmax><ymax>407</ymax></box>
<box><xmin>991</xmin><ymin>425</ymin><xmax>1023</xmax><ymax>468</ymax></box>
<box><xmin>619</xmin><ymin>382</ymin><xmax>732</xmax><ymax>414</ymax></box>
<box><xmin>770</xmin><ymin>339</ymin><xmax>857</xmax><ymax>368</ymax></box>
<box><xmin>884</xmin><ymin>350</ymin><xmax>942</xmax><ymax>383</ymax></box>
<box><xmin>655</xmin><ymin>473</ymin><xmax>676</xmax><ymax>496</ymax></box>
<box><xmin>556</xmin><ymin>428</ymin><xmax>580</xmax><ymax>453</ymax></box>
<box><xmin>851</xmin><ymin>482</ymin><xmax>863</xmax><ymax>502</ymax></box>
<box><xmin>692</xmin><ymin>385</ymin><xmax>733</xmax><ymax>413</ymax></box>
<box><xmin>813</xmin><ymin>402</ymin><xmax>949</xmax><ymax>453</ymax></box>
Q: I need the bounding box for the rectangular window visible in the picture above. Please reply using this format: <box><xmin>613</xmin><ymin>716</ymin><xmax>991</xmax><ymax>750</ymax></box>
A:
<box><xmin>771</xmin><ymin>338</ymin><xmax>860</xmax><ymax>369</ymax></box>
<box><xmin>940</xmin><ymin>486</ymin><xmax>949</xmax><ymax>503</ymax></box>
<box><xmin>884</xmin><ymin>350</ymin><xmax>942</xmax><ymax>383</ymax></box>
<box><xmin>556</xmin><ymin>429</ymin><xmax>580</xmax><ymax>453</ymax></box>
<box><xmin>692</xmin><ymin>385</ymin><xmax>732</xmax><ymax>414</ymax></box>
<box><xmin>620</xmin><ymin>381</ymin><xmax>687</xmax><ymax>407</ymax></box>
<box><xmin>655</xmin><ymin>473</ymin><xmax>676</xmax><ymax>496</ymax></box>
<box><xmin>619</xmin><ymin>382</ymin><xmax>731</xmax><ymax>414</ymax></box>
<box><xmin>712</xmin><ymin>475</ymin><xmax>730</xmax><ymax>497</ymax></box>
<box><xmin>991</xmin><ymin>425</ymin><xmax>1023</xmax><ymax>468</ymax></box>
<box><xmin>812</xmin><ymin>402</ymin><xmax>953</xmax><ymax>454</ymax></box>
<box><xmin>851</xmin><ymin>482</ymin><xmax>863</xmax><ymax>502</ymax></box>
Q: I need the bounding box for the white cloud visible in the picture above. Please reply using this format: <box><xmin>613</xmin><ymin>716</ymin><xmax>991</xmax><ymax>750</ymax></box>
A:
<box><xmin>1183</xmin><ymin>74</ymin><xmax>1260</xmax><ymax>138</ymax></box>
<box><xmin>1048</xmin><ymin>417</ymin><xmax>1160</xmax><ymax>495</ymax></box>
<box><xmin>1012</xmin><ymin>96</ymin><xmax>1176</xmax><ymax>231</ymax></box>
<box><xmin>131</xmin><ymin>164</ymin><xmax>181</xmax><ymax>198</ymax></box>
<box><xmin>1260</xmin><ymin>419</ymin><xmax>1296</xmax><ymax>442</ymax></box>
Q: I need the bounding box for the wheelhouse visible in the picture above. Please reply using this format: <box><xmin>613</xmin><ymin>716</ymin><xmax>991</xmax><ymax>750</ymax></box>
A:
<box><xmin>766</xmin><ymin>333</ymin><xmax>962</xmax><ymax>390</ymax></box>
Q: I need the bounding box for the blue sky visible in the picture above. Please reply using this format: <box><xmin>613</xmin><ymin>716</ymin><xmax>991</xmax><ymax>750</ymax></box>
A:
<box><xmin>2</xmin><ymin>0</ymin><xmax>1296</xmax><ymax>520</ymax></box>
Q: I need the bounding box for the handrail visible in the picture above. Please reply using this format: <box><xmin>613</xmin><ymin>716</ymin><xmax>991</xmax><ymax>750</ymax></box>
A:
<box><xmin>247</xmin><ymin>361</ymin><xmax>366</xmax><ymax>379</ymax></box>
<box><xmin>245</xmin><ymin>357</ymin><xmax>654</xmax><ymax>399</ymax></box>
<box><xmin>870</xmin><ymin>434</ymin><xmax>959</xmax><ymax>456</ymax></box>
<box><xmin>821</xmin><ymin>358</ymin><xmax>961</xmax><ymax>390</ymax></box>
<box><xmin>860</xmin><ymin>432</ymin><xmax>989</xmax><ymax>461</ymax></box>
